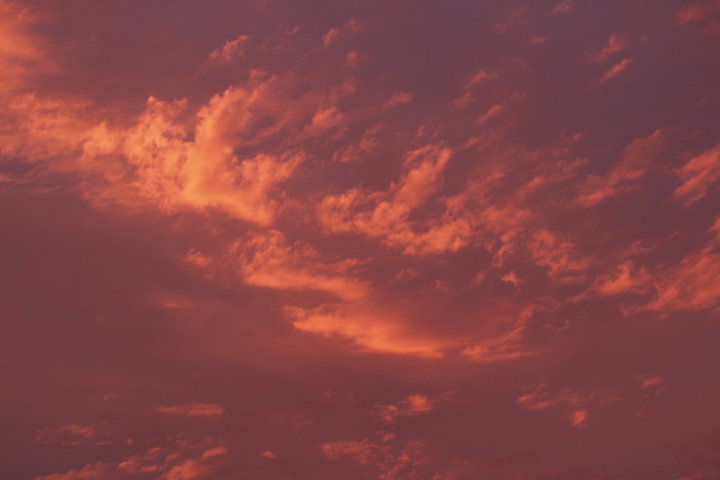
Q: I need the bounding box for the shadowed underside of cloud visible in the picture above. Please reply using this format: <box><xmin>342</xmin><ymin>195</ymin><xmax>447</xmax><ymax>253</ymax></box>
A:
<box><xmin>2</xmin><ymin>0</ymin><xmax>720</xmax><ymax>479</ymax></box>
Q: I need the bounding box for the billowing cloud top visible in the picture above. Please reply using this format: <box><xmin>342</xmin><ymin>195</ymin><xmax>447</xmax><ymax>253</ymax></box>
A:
<box><xmin>1</xmin><ymin>0</ymin><xmax>720</xmax><ymax>479</ymax></box>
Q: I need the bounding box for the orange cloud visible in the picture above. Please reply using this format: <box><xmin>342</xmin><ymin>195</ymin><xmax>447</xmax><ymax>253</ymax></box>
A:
<box><xmin>152</xmin><ymin>403</ymin><xmax>225</xmax><ymax>417</ymax></box>
<box><xmin>527</xmin><ymin>229</ymin><xmax>591</xmax><ymax>283</ymax></box>
<box><xmin>235</xmin><ymin>230</ymin><xmax>368</xmax><ymax>301</ymax></box>
<box><xmin>375</xmin><ymin>393</ymin><xmax>445</xmax><ymax>423</ymax></box>
<box><xmin>318</xmin><ymin>144</ymin><xmax>471</xmax><ymax>255</ymax></box>
<box><xmin>673</xmin><ymin>144</ymin><xmax>720</xmax><ymax>206</ymax></box>
<box><xmin>34</xmin><ymin>441</ymin><xmax>227</xmax><ymax>480</ymax></box>
<box><xmin>644</xmin><ymin>246</ymin><xmax>720</xmax><ymax>312</ymax></box>
<box><xmin>461</xmin><ymin>325</ymin><xmax>536</xmax><ymax>364</ymax></box>
<box><xmin>590</xmin><ymin>261</ymin><xmax>652</xmax><ymax>297</ymax></box>
<box><xmin>322</xmin><ymin>436</ymin><xmax>429</xmax><ymax>479</ymax></box>
<box><xmin>206</xmin><ymin>34</ymin><xmax>250</xmax><ymax>66</ymax></box>
<box><xmin>516</xmin><ymin>381</ymin><xmax>612</xmax><ymax>428</ymax></box>
<box><xmin>0</xmin><ymin>1</ymin><xmax>51</xmax><ymax>94</ymax></box>
<box><xmin>636</xmin><ymin>374</ymin><xmax>668</xmax><ymax>395</ymax></box>
<box><xmin>287</xmin><ymin>304</ymin><xmax>451</xmax><ymax>358</ymax></box>
<box><xmin>569</xmin><ymin>409</ymin><xmax>588</xmax><ymax>428</ymax></box>
<box><xmin>576</xmin><ymin>129</ymin><xmax>667</xmax><ymax>207</ymax></box>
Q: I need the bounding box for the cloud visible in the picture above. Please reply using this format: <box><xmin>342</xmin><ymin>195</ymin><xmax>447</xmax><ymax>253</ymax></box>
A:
<box><xmin>461</xmin><ymin>325</ymin><xmax>536</xmax><ymax>364</ymax></box>
<box><xmin>235</xmin><ymin>230</ymin><xmax>369</xmax><ymax>301</ymax></box>
<box><xmin>673</xmin><ymin>144</ymin><xmax>720</xmax><ymax>206</ymax></box>
<box><xmin>5</xmin><ymin>3</ymin><xmax>720</xmax><ymax>480</ymax></box>
<box><xmin>382</xmin><ymin>92</ymin><xmax>412</xmax><ymax>109</ymax></box>
<box><xmin>318</xmin><ymin>144</ymin><xmax>471</xmax><ymax>255</ymax></box>
<box><xmin>375</xmin><ymin>393</ymin><xmax>442</xmax><ymax>423</ymax></box>
<box><xmin>644</xmin><ymin>246</ymin><xmax>720</xmax><ymax>312</ymax></box>
<box><xmin>591</xmin><ymin>34</ymin><xmax>628</xmax><ymax>62</ymax></box>
<box><xmin>0</xmin><ymin>1</ymin><xmax>52</xmax><ymax>93</ymax></box>
<box><xmin>0</xmin><ymin>93</ymin><xmax>92</xmax><ymax>163</ymax></box>
<box><xmin>151</xmin><ymin>403</ymin><xmax>225</xmax><ymax>417</ymax></box>
<box><xmin>287</xmin><ymin>304</ymin><xmax>451</xmax><ymax>358</ymax></box>
<box><xmin>589</xmin><ymin>261</ymin><xmax>651</xmax><ymax>297</ymax></box>
<box><xmin>477</xmin><ymin>103</ymin><xmax>505</xmax><ymax>124</ymax></box>
<box><xmin>636</xmin><ymin>374</ymin><xmax>668</xmax><ymax>395</ymax></box>
<box><xmin>593</xmin><ymin>58</ymin><xmax>633</xmax><ymax>87</ymax></box>
<box><xmin>549</xmin><ymin>0</ymin><xmax>575</xmax><ymax>15</ymax></box>
<box><xmin>322</xmin><ymin>437</ymin><xmax>430</xmax><ymax>480</ymax></box>
<box><xmin>322</xmin><ymin>18</ymin><xmax>362</xmax><ymax>47</ymax></box>
<box><xmin>331</xmin><ymin>123</ymin><xmax>382</xmax><ymax>163</ymax></box>
<box><xmin>576</xmin><ymin>129</ymin><xmax>667</xmax><ymax>206</ymax></box>
<box><xmin>527</xmin><ymin>229</ymin><xmax>591</xmax><ymax>283</ymax></box>
<box><xmin>677</xmin><ymin>0</ymin><xmax>720</xmax><ymax>34</ymax></box>
<box><xmin>33</xmin><ymin>423</ymin><xmax>112</xmax><ymax>447</ymax></box>
<box><xmin>201</xmin><ymin>446</ymin><xmax>228</xmax><ymax>459</ymax></box>
<box><xmin>453</xmin><ymin>70</ymin><xmax>499</xmax><ymax>109</ymax></box>
<box><xmin>569</xmin><ymin>409</ymin><xmax>588</xmax><ymax>428</ymax></box>
<box><xmin>5</xmin><ymin>56</ymin><xmax>363</xmax><ymax>223</ymax></box>
<box><xmin>34</xmin><ymin>441</ymin><xmax>227</xmax><ymax>480</ymax></box>
<box><xmin>206</xmin><ymin>34</ymin><xmax>250</xmax><ymax>66</ymax></box>
<box><xmin>516</xmin><ymin>381</ymin><xmax>614</xmax><ymax>428</ymax></box>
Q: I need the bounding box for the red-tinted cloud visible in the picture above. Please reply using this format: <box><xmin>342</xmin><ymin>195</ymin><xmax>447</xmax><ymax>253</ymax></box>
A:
<box><xmin>2</xmin><ymin>1</ymin><xmax>720</xmax><ymax>479</ymax></box>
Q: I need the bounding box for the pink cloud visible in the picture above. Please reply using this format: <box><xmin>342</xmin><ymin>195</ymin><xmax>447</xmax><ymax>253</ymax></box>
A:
<box><xmin>677</xmin><ymin>0</ymin><xmax>720</xmax><ymax>29</ymax></box>
<box><xmin>593</xmin><ymin>58</ymin><xmax>633</xmax><ymax>87</ymax></box>
<box><xmin>322</xmin><ymin>18</ymin><xmax>362</xmax><ymax>47</ymax></box>
<box><xmin>204</xmin><ymin>34</ymin><xmax>250</xmax><ymax>68</ymax></box>
<box><xmin>382</xmin><ymin>92</ymin><xmax>413</xmax><ymax>109</ymax></box>
<box><xmin>591</xmin><ymin>34</ymin><xmax>629</xmax><ymax>62</ymax></box>
<box><xmin>549</xmin><ymin>0</ymin><xmax>575</xmax><ymax>15</ymax></box>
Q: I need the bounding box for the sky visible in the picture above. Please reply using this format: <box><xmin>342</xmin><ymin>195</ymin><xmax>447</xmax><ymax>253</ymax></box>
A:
<box><xmin>1</xmin><ymin>0</ymin><xmax>720</xmax><ymax>479</ymax></box>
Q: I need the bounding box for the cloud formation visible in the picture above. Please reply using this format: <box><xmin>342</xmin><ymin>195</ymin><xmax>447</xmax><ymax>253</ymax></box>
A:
<box><xmin>2</xmin><ymin>1</ymin><xmax>720</xmax><ymax>479</ymax></box>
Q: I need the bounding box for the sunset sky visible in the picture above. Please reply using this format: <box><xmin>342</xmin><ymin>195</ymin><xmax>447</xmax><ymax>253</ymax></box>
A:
<box><xmin>1</xmin><ymin>0</ymin><xmax>720</xmax><ymax>479</ymax></box>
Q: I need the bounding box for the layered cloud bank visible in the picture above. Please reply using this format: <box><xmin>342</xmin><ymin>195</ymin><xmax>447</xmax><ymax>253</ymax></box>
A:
<box><xmin>1</xmin><ymin>1</ymin><xmax>719</xmax><ymax>479</ymax></box>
